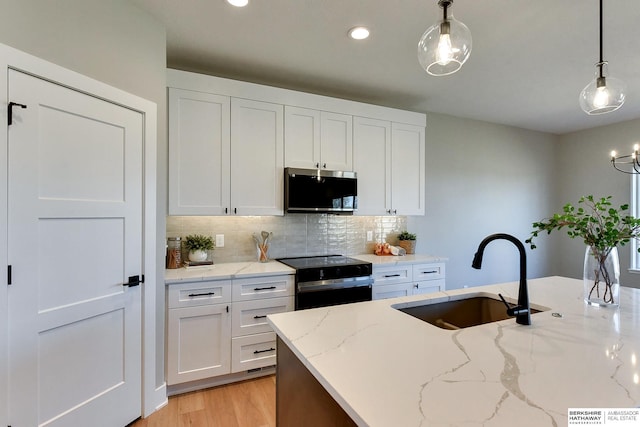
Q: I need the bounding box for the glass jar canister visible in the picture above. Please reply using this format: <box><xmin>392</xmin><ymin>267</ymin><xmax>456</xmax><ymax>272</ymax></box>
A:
<box><xmin>167</xmin><ymin>237</ymin><xmax>182</xmax><ymax>269</ymax></box>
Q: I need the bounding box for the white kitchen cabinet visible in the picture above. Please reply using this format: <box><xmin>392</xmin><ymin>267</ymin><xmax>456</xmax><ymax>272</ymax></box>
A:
<box><xmin>372</xmin><ymin>262</ymin><xmax>445</xmax><ymax>300</ymax></box>
<box><xmin>232</xmin><ymin>274</ymin><xmax>294</xmax><ymax>302</ymax></box>
<box><xmin>167</xmin><ymin>280</ymin><xmax>232</xmax><ymax>385</ymax></box>
<box><xmin>391</xmin><ymin>123</ymin><xmax>425</xmax><ymax>215</ymax></box>
<box><xmin>231</xmin><ymin>98</ymin><xmax>284</xmax><ymax>215</ymax></box>
<box><xmin>353</xmin><ymin>117</ymin><xmax>391</xmax><ymax>215</ymax></box>
<box><xmin>230</xmin><ymin>275</ymin><xmax>294</xmax><ymax>374</ymax></box>
<box><xmin>353</xmin><ymin>118</ymin><xmax>425</xmax><ymax>215</ymax></box>
<box><xmin>284</xmin><ymin>106</ymin><xmax>353</xmax><ymax>171</ymax></box>
<box><xmin>231</xmin><ymin>332</ymin><xmax>278</xmax><ymax>373</ymax></box>
<box><xmin>231</xmin><ymin>296</ymin><xmax>294</xmax><ymax>337</ymax></box>
<box><xmin>167</xmin><ymin>273</ymin><xmax>295</xmax><ymax>387</ymax></box>
<box><xmin>168</xmin><ymin>88</ymin><xmax>230</xmax><ymax>215</ymax></box>
<box><xmin>168</xmin><ymin>93</ymin><xmax>283</xmax><ymax>216</ymax></box>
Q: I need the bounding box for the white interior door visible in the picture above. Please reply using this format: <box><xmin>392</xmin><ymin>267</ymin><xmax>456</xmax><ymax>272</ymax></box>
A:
<box><xmin>7</xmin><ymin>69</ymin><xmax>143</xmax><ymax>427</ymax></box>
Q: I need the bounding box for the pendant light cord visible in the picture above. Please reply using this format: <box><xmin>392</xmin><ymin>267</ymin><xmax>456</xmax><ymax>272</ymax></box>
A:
<box><xmin>599</xmin><ymin>0</ymin><xmax>604</xmax><ymax>78</ymax></box>
<box><xmin>439</xmin><ymin>0</ymin><xmax>451</xmax><ymax>21</ymax></box>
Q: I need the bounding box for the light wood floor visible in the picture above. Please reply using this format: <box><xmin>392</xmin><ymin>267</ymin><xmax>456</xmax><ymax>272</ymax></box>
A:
<box><xmin>130</xmin><ymin>375</ymin><xmax>275</xmax><ymax>427</ymax></box>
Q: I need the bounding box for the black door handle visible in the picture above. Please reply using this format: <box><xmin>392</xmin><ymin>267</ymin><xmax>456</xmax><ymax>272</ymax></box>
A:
<box><xmin>124</xmin><ymin>275</ymin><xmax>142</xmax><ymax>287</ymax></box>
<box><xmin>8</xmin><ymin>102</ymin><xmax>27</xmax><ymax>126</ymax></box>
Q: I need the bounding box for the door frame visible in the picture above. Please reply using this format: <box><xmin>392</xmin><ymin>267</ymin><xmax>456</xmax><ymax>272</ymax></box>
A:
<box><xmin>0</xmin><ymin>42</ymin><xmax>165</xmax><ymax>425</ymax></box>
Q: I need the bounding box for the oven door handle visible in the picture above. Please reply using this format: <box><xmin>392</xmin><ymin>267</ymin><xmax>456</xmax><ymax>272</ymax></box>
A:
<box><xmin>297</xmin><ymin>276</ymin><xmax>373</xmax><ymax>293</ymax></box>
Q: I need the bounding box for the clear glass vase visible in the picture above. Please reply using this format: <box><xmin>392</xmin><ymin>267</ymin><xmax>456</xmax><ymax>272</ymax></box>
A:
<box><xmin>583</xmin><ymin>246</ymin><xmax>620</xmax><ymax>307</ymax></box>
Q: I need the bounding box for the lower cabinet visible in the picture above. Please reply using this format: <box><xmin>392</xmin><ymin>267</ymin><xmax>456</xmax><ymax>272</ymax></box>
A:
<box><xmin>231</xmin><ymin>332</ymin><xmax>277</xmax><ymax>373</ymax></box>
<box><xmin>166</xmin><ymin>274</ymin><xmax>294</xmax><ymax>387</ymax></box>
<box><xmin>167</xmin><ymin>303</ymin><xmax>231</xmax><ymax>385</ymax></box>
<box><xmin>230</xmin><ymin>295</ymin><xmax>294</xmax><ymax>373</ymax></box>
<box><xmin>372</xmin><ymin>263</ymin><xmax>446</xmax><ymax>300</ymax></box>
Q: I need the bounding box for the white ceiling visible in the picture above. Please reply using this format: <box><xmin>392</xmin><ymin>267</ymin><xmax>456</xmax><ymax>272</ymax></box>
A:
<box><xmin>132</xmin><ymin>0</ymin><xmax>640</xmax><ymax>135</ymax></box>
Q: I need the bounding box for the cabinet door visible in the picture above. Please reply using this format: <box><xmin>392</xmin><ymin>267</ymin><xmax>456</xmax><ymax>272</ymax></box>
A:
<box><xmin>320</xmin><ymin>111</ymin><xmax>353</xmax><ymax>171</ymax></box>
<box><xmin>284</xmin><ymin>106</ymin><xmax>321</xmax><ymax>168</ymax></box>
<box><xmin>391</xmin><ymin>123</ymin><xmax>425</xmax><ymax>215</ymax></box>
<box><xmin>167</xmin><ymin>304</ymin><xmax>231</xmax><ymax>385</ymax></box>
<box><xmin>231</xmin><ymin>98</ymin><xmax>284</xmax><ymax>215</ymax></box>
<box><xmin>353</xmin><ymin>117</ymin><xmax>391</xmax><ymax>215</ymax></box>
<box><xmin>412</xmin><ymin>279</ymin><xmax>445</xmax><ymax>295</ymax></box>
<box><xmin>168</xmin><ymin>88</ymin><xmax>230</xmax><ymax>215</ymax></box>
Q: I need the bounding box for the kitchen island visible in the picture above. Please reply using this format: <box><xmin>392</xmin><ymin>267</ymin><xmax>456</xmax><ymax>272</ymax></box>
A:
<box><xmin>267</xmin><ymin>276</ymin><xmax>640</xmax><ymax>426</ymax></box>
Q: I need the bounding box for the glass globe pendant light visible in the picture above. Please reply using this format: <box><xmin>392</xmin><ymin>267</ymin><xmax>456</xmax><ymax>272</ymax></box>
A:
<box><xmin>417</xmin><ymin>0</ymin><xmax>472</xmax><ymax>76</ymax></box>
<box><xmin>579</xmin><ymin>0</ymin><xmax>626</xmax><ymax>115</ymax></box>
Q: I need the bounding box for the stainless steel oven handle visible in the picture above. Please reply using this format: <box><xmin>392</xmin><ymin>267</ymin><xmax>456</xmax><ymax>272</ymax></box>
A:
<box><xmin>297</xmin><ymin>276</ymin><xmax>373</xmax><ymax>292</ymax></box>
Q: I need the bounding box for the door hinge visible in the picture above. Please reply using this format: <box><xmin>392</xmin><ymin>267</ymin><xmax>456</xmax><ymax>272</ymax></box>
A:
<box><xmin>8</xmin><ymin>101</ymin><xmax>27</xmax><ymax>126</ymax></box>
<box><xmin>7</xmin><ymin>265</ymin><xmax>11</xmax><ymax>285</ymax></box>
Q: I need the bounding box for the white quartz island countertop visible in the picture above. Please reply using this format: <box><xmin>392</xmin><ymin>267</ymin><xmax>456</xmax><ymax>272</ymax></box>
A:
<box><xmin>267</xmin><ymin>277</ymin><xmax>640</xmax><ymax>426</ymax></box>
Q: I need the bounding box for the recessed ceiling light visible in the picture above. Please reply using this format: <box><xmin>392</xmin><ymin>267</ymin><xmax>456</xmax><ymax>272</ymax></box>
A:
<box><xmin>349</xmin><ymin>27</ymin><xmax>370</xmax><ymax>40</ymax></box>
<box><xmin>227</xmin><ymin>0</ymin><xmax>248</xmax><ymax>7</ymax></box>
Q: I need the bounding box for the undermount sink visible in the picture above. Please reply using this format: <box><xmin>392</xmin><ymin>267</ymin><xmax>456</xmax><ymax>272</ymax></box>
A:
<box><xmin>392</xmin><ymin>293</ymin><xmax>549</xmax><ymax>330</ymax></box>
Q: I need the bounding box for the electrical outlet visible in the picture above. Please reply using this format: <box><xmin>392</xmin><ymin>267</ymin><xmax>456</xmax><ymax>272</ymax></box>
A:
<box><xmin>366</xmin><ymin>230</ymin><xmax>373</xmax><ymax>242</ymax></box>
<box><xmin>216</xmin><ymin>234</ymin><xmax>224</xmax><ymax>248</ymax></box>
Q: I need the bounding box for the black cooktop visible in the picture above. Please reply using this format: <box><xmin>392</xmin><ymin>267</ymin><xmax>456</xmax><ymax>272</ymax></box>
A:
<box><xmin>277</xmin><ymin>255</ymin><xmax>369</xmax><ymax>270</ymax></box>
<box><xmin>277</xmin><ymin>255</ymin><xmax>372</xmax><ymax>283</ymax></box>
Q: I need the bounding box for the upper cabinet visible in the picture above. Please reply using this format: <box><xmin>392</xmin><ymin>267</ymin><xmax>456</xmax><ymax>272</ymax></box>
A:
<box><xmin>168</xmin><ymin>91</ymin><xmax>283</xmax><ymax>216</ymax></box>
<box><xmin>390</xmin><ymin>123</ymin><xmax>425</xmax><ymax>215</ymax></box>
<box><xmin>168</xmin><ymin>88</ymin><xmax>230</xmax><ymax>215</ymax></box>
<box><xmin>167</xmin><ymin>69</ymin><xmax>425</xmax><ymax>216</ymax></box>
<box><xmin>353</xmin><ymin>118</ymin><xmax>425</xmax><ymax>216</ymax></box>
<box><xmin>284</xmin><ymin>106</ymin><xmax>352</xmax><ymax>171</ymax></box>
<box><xmin>230</xmin><ymin>98</ymin><xmax>284</xmax><ymax>216</ymax></box>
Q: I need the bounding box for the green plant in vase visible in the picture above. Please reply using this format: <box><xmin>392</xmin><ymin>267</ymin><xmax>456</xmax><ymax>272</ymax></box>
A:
<box><xmin>183</xmin><ymin>234</ymin><xmax>215</xmax><ymax>262</ymax></box>
<box><xmin>526</xmin><ymin>195</ymin><xmax>640</xmax><ymax>306</ymax></box>
<box><xmin>397</xmin><ymin>231</ymin><xmax>417</xmax><ymax>254</ymax></box>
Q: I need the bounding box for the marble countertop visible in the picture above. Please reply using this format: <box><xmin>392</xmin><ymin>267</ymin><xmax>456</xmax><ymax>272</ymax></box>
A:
<box><xmin>165</xmin><ymin>254</ymin><xmax>446</xmax><ymax>284</ymax></box>
<box><xmin>353</xmin><ymin>254</ymin><xmax>447</xmax><ymax>266</ymax></box>
<box><xmin>165</xmin><ymin>260</ymin><xmax>294</xmax><ymax>284</ymax></box>
<box><xmin>267</xmin><ymin>276</ymin><xmax>640</xmax><ymax>426</ymax></box>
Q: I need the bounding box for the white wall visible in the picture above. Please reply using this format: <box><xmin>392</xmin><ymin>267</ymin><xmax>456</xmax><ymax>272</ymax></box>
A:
<box><xmin>0</xmin><ymin>0</ymin><xmax>168</xmax><ymax>393</ymax></box>
<box><xmin>556</xmin><ymin>118</ymin><xmax>640</xmax><ymax>288</ymax></box>
<box><xmin>410</xmin><ymin>113</ymin><xmax>558</xmax><ymax>289</ymax></box>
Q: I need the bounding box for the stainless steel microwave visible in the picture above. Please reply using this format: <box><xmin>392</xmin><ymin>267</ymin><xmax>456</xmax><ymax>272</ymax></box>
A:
<box><xmin>284</xmin><ymin>168</ymin><xmax>357</xmax><ymax>214</ymax></box>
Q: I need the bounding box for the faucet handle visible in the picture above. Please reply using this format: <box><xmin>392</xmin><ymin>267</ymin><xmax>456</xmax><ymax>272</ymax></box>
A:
<box><xmin>498</xmin><ymin>293</ymin><xmax>529</xmax><ymax>317</ymax></box>
<box><xmin>498</xmin><ymin>293</ymin><xmax>511</xmax><ymax>310</ymax></box>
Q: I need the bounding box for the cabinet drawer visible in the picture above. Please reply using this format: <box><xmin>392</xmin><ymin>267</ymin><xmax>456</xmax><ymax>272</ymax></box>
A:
<box><xmin>372</xmin><ymin>265</ymin><xmax>412</xmax><ymax>285</ymax></box>
<box><xmin>412</xmin><ymin>279</ymin><xmax>445</xmax><ymax>295</ymax></box>
<box><xmin>168</xmin><ymin>280</ymin><xmax>232</xmax><ymax>308</ymax></box>
<box><xmin>232</xmin><ymin>275</ymin><xmax>294</xmax><ymax>301</ymax></box>
<box><xmin>232</xmin><ymin>296</ymin><xmax>294</xmax><ymax>337</ymax></box>
<box><xmin>372</xmin><ymin>283</ymin><xmax>412</xmax><ymax>300</ymax></box>
<box><xmin>413</xmin><ymin>263</ymin><xmax>445</xmax><ymax>281</ymax></box>
<box><xmin>231</xmin><ymin>332</ymin><xmax>277</xmax><ymax>373</ymax></box>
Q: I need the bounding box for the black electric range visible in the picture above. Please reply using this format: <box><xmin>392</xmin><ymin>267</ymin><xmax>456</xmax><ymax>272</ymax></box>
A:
<box><xmin>277</xmin><ymin>255</ymin><xmax>373</xmax><ymax>310</ymax></box>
